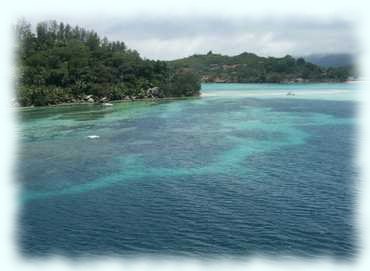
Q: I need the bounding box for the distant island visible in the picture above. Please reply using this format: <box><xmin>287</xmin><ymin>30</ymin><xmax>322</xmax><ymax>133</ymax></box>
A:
<box><xmin>15</xmin><ymin>20</ymin><xmax>356</xmax><ymax>107</ymax></box>
<box><xmin>303</xmin><ymin>53</ymin><xmax>355</xmax><ymax>68</ymax></box>
<box><xmin>168</xmin><ymin>51</ymin><xmax>356</xmax><ymax>84</ymax></box>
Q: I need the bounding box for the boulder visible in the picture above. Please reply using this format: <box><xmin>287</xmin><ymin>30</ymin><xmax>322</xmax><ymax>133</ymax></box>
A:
<box><xmin>87</xmin><ymin>97</ymin><xmax>94</xmax><ymax>103</ymax></box>
<box><xmin>147</xmin><ymin>87</ymin><xmax>160</xmax><ymax>97</ymax></box>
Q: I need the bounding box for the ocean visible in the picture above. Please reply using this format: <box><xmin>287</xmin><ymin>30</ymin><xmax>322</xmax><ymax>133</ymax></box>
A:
<box><xmin>17</xmin><ymin>83</ymin><xmax>358</xmax><ymax>259</ymax></box>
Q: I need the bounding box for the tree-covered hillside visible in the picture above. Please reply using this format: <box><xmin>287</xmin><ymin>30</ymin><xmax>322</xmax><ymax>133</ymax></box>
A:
<box><xmin>168</xmin><ymin>51</ymin><xmax>355</xmax><ymax>83</ymax></box>
<box><xmin>15</xmin><ymin>20</ymin><xmax>201</xmax><ymax>106</ymax></box>
<box><xmin>304</xmin><ymin>53</ymin><xmax>355</xmax><ymax>68</ymax></box>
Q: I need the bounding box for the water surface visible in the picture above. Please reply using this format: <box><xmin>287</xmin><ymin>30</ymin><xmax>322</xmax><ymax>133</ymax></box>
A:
<box><xmin>18</xmin><ymin>83</ymin><xmax>358</xmax><ymax>259</ymax></box>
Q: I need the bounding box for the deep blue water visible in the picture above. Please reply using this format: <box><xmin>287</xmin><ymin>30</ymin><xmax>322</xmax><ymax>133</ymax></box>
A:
<box><xmin>17</xmin><ymin>83</ymin><xmax>358</xmax><ymax>259</ymax></box>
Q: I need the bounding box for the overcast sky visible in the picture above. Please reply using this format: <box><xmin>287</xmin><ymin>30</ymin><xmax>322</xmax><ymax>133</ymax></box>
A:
<box><xmin>25</xmin><ymin>15</ymin><xmax>357</xmax><ymax>60</ymax></box>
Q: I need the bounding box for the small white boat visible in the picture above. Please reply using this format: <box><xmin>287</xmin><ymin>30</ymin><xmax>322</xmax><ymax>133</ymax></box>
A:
<box><xmin>87</xmin><ymin>135</ymin><xmax>100</xmax><ymax>139</ymax></box>
<box><xmin>102</xmin><ymin>103</ymin><xmax>113</xmax><ymax>106</ymax></box>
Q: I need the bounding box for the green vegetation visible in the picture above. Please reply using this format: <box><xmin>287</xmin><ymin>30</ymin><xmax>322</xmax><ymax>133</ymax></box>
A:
<box><xmin>15</xmin><ymin>20</ymin><xmax>201</xmax><ymax>106</ymax></box>
<box><xmin>168</xmin><ymin>51</ymin><xmax>355</xmax><ymax>83</ymax></box>
<box><xmin>15</xmin><ymin>20</ymin><xmax>355</xmax><ymax>107</ymax></box>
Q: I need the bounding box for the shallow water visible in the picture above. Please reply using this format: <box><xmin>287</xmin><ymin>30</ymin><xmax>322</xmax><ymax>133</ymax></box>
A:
<box><xmin>18</xmin><ymin>83</ymin><xmax>359</xmax><ymax>258</ymax></box>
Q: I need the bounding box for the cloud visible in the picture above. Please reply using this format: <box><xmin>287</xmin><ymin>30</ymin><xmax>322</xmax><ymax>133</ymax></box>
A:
<box><xmin>25</xmin><ymin>15</ymin><xmax>357</xmax><ymax>60</ymax></box>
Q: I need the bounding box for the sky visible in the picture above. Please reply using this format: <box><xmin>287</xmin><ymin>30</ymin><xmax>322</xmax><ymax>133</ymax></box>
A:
<box><xmin>23</xmin><ymin>14</ymin><xmax>358</xmax><ymax>61</ymax></box>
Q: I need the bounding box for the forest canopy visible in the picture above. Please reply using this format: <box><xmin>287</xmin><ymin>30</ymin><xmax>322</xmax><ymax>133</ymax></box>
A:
<box><xmin>15</xmin><ymin>20</ymin><xmax>201</xmax><ymax>106</ymax></box>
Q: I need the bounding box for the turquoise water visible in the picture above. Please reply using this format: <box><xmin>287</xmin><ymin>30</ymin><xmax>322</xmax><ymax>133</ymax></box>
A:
<box><xmin>201</xmin><ymin>82</ymin><xmax>358</xmax><ymax>101</ymax></box>
<box><xmin>18</xmin><ymin>83</ymin><xmax>358</xmax><ymax>258</ymax></box>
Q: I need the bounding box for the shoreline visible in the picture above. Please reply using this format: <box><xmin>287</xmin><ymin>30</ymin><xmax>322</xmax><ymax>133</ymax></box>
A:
<box><xmin>16</xmin><ymin>95</ymin><xmax>201</xmax><ymax>111</ymax></box>
<box><xmin>15</xmin><ymin>81</ymin><xmax>361</xmax><ymax>110</ymax></box>
<box><xmin>201</xmin><ymin>80</ymin><xmax>360</xmax><ymax>84</ymax></box>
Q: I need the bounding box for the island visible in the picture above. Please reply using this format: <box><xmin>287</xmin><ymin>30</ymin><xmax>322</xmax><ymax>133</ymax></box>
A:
<box><xmin>168</xmin><ymin>51</ymin><xmax>355</xmax><ymax>84</ymax></box>
<box><xmin>15</xmin><ymin>20</ymin><xmax>356</xmax><ymax>107</ymax></box>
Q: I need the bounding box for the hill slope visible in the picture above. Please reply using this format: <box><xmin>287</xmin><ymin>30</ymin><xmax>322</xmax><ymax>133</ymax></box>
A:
<box><xmin>304</xmin><ymin>53</ymin><xmax>355</xmax><ymax>68</ymax></box>
<box><xmin>168</xmin><ymin>51</ymin><xmax>354</xmax><ymax>83</ymax></box>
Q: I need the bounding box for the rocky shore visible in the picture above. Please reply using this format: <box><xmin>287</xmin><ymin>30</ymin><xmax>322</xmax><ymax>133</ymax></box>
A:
<box><xmin>74</xmin><ymin>87</ymin><xmax>163</xmax><ymax>104</ymax></box>
<box><xmin>14</xmin><ymin>86</ymin><xmax>200</xmax><ymax>109</ymax></box>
